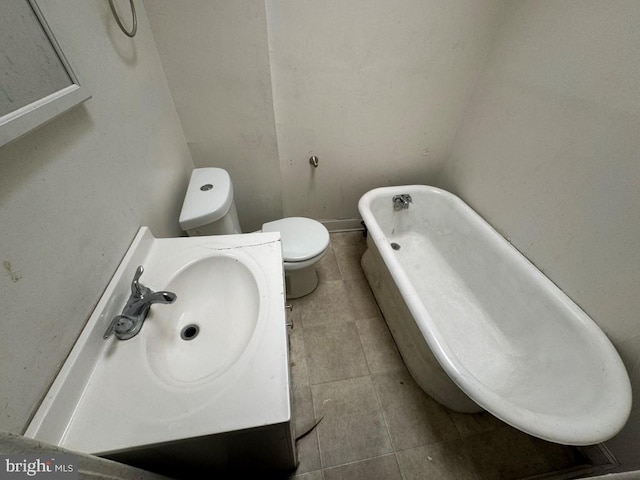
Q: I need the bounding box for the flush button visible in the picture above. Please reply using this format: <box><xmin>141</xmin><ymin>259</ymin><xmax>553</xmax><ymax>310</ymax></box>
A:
<box><xmin>200</xmin><ymin>184</ymin><xmax>213</xmax><ymax>191</ymax></box>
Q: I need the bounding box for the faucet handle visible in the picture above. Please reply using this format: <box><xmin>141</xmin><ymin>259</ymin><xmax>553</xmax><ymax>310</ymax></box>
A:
<box><xmin>131</xmin><ymin>265</ymin><xmax>145</xmax><ymax>298</ymax></box>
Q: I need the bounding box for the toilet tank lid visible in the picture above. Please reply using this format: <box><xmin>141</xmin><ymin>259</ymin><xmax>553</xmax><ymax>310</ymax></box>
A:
<box><xmin>179</xmin><ymin>168</ymin><xmax>234</xmax><ymax>231</ymax></box>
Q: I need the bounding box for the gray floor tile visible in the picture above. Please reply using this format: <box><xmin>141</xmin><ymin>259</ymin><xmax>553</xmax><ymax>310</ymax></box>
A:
<box><xmin>461</xmin><ymin>426</ymin><xmax>549</xmax><ymax>479</ymax></box>
<box><xmin>312</xmin><ymin>376</ymin><xmax>393</xmax><ymax>468</ymax></box>
<box><xmin>373</xmin><ymin>368</ymin><xmax>459</xmax><ymax>451</ymax></box>
<box><xmin>531</xmin><ymin>435</ymin><xmax>591</xmax><ymax>473</ymax></box>
<box><xmin>330</xmin><ymin>231</ymin><xmax>367</xmax><ymax>247</ymax></box>
<box><xmin>317</xmin><ymin>246</ymin><xmax>342</xmax><ymax>282</ymax></box>
<box><xmin>303</xmin><ymin>321</ymin><xmax>369</xmax><ymax>385</ymax></box>
<box><xmin>355</xmin><ymin>316</ymin><xmax>404</xmax><ymax>374</ymax></box>
<box><xmin>292</xmin><ymin>385</ymin><xmax>315</xmax><ymax>436</ymax></box>
<box><xmin>295</xmin><ymin>430</ymin><xmax>322</xmax><ymax>475</ymax></box>
<box><xmin>396</xmin><ymin>439</ymin><xmax>484</xmax><ymax>480</ymax></box>
<box><xmin>300</xmin><ymin>308</ymin><xmax>355</xmax><ymax>330</ymax></box>
<box><xmin>323</xmin><ymin>454</ymin><xmax>402</xmax><ymax>480</ymax></box>
<box><xmin>345</xmin><ymin>278</ymin><xmax>380</xmax><ymax>319</ymax></box>
<box><xmin>299</xmin><ymin>279</ymin><xmax>351</xmax><ymax>316</ymax></box>
<box><xmin>334</xmin><ymin>245</ymin><xmax>367</xmax><ymax>280</ymax></box>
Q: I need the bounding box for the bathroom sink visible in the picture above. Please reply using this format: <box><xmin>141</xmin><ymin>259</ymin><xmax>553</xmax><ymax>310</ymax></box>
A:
<box><xmin>145</xmin><ymin>255</ymin><xmax>260</xmax><ymax>385</ymax></box>
<box><xmin>24</xmin><ymin>227</ymin><xmax>293</xmax><ymax>470</ymax></box>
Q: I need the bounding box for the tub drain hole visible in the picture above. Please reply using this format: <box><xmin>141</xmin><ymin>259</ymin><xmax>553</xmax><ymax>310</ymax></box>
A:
<box><xmin>181</xmin><ymin>324</ymin><xmax>200</xmax><ymax>341</ymax></box>
<box><xmin>391</xmin><ymin>242</ymin><xmax>401</xmax><ymax>250</ymax></box>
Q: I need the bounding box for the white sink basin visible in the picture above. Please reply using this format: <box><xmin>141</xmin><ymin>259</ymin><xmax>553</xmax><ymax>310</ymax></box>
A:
<box><xmin>146</xmin><ymin>255</ymin><xmax>260</xmax><ymax>385</ymax></box>
<box><xmin>24</xmin><ymin>227</ymin><xmax>292</xmax><ymax>463</ymax></box>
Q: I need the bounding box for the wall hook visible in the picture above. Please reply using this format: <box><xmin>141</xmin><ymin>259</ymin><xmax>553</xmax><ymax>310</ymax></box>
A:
<box><xmin>309</xmin><ymin>156</ymin><xmax>319</xmax><ymax>168</ymax></box>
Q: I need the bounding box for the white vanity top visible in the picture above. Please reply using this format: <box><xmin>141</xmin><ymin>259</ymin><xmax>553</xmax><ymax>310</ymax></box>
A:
<box><xmin>25</xmin><ymin>228</ymin><xmax>290</xmax><ymax>454</ymax></box>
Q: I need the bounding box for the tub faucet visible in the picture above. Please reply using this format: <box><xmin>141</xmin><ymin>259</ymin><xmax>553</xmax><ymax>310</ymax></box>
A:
<box><xmin>103</xmin><ymin>265</ymin><xmax>177</xmax><ymax>340</ymax></box>
<box><xmin>393</xmin><ymin>194</ymin><xmax>412</xmax><ymax>210</ymax></box>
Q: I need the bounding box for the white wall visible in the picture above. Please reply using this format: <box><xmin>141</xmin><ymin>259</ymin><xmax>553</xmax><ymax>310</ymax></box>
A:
<box><xmin>144</xmin><ymin>0</ymin><xmax>283</xmax><ymax>232</ymax></box>
<box><xmin>440</xmin><ymin>1</ymin><xmax>640</xmax><ymax>466</ymax></box>
<box><xmin>145</xmin><ymin>0</ymin><xmax>505</xmax><ymax>228</ymax></box>
<box><xmin>267</xmin><ymin>0</ymin><xmax>505</xmax><ymax>222</ymax></box>
<box><xmin>0</xmin><ymin>1</ymin><xmax>193</xmax><ymax>434</ymax></box>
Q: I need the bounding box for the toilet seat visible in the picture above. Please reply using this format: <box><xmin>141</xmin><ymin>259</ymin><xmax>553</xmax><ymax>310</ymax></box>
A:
<box><xmin>262</xmin><ymin>217</ymin><xmax>330</xmax><ymax>263</ymax></box>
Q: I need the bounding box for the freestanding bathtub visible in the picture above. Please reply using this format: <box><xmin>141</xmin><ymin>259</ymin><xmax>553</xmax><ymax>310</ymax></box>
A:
<box><xmin>358</xmin><ymin>185</ymin><xmax>631</xmax><ymax>446</ymax></box>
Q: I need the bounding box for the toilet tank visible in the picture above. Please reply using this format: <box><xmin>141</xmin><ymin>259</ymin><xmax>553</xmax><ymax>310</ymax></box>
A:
<box><xmin>179</xmin><ymin>168</ymin><xmax>242</xmax><ymax>236</ymax></box>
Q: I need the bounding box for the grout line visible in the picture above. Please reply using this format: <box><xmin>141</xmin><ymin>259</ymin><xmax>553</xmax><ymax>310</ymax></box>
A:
<box><xmin>321</xmin><ymin>452</ymin><xmax>401</xmax><ymax>473</ymax></box>
<box><xmin>353</xmin><ymin>320</ymin><xmax>375</xmax><ymax>377</ymax></box>
<box><xmin>307</xmin><ymin>372</ymin><xmax>372</xmax><ymax>388</ymax></box>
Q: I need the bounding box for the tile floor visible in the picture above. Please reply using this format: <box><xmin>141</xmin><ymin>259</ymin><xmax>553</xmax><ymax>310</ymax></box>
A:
<box><xmin>284</xmin><ymin>231</ymin><xmax>601</xmax><ymax>480</ymax></box>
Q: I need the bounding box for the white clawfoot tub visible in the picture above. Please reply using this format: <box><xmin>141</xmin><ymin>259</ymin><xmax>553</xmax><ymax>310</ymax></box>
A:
<box><xmin>358</xmin><ymin>185</ymin><xmax>631</xmax><ymax>446</ymax></box>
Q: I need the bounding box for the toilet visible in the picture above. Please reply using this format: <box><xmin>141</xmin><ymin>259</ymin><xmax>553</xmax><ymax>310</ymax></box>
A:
<box><xmin>179</xmin><ymin>168</ymin><xmax>330</xmax><ymax>298</ymax></box>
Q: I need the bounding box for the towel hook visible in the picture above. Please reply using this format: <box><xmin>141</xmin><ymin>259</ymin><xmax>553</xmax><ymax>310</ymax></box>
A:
<box><xmin>108</xmin><ymin>0</ymin><xmax>137</xmax><ymax>38</ymax></box>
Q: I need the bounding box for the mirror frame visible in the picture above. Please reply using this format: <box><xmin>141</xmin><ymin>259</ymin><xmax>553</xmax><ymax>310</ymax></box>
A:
<box><xmin>0</xmin><ymin>0</ymin><xmax>91</xmax><ymax>147</ymax></box>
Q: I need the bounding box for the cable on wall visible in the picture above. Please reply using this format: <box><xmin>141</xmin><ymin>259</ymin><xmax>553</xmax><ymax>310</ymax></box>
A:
<box><xmin>108</xmin><ymin>0</ymin><xmax>137</xmax><ymax>37</ymax></box>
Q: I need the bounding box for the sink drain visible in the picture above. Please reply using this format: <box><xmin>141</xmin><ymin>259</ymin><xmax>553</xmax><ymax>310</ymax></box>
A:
<box><xmin>181</xmin><ymin>324</ymin><xmax>200</xmax><ymax>341</ymax></box>
<box><xmin>390</xmin><ymin>242</ymin><xmax>401</xmax><ymax>250</ymax></box>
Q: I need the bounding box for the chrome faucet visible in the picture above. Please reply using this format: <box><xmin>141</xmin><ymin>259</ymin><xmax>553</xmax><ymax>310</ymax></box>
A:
<box><xmin>393</xmin><ymin>194</ymin><xmax>412</xmax><ymax>210</ymax></box>
<box><xmin>103</xmin><ymin>266</ymin><xmax>177</xmax><ymax>340</ymax></box>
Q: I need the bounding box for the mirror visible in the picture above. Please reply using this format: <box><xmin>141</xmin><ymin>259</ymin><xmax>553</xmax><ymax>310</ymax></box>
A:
<box><xmin>0</xmin><ymin>0</ymin><xmax>91</xmax><ymax>147</ymax></box>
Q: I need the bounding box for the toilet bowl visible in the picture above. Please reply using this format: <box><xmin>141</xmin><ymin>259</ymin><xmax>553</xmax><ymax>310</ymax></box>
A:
<box><xmin>262</xmin><ymin>217</ymin><xmax>330</xmax><ymax>299</ymax></box>
<box><xmin>179</xmin><ymin>168</ymin><xmax>330</xmax><ymax>298</ymax></box>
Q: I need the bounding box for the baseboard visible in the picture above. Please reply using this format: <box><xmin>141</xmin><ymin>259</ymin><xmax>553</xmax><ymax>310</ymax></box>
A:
<box><xmin>319</xmin><ymin>218</ymin><xmax>363</xmax><ymax>232</ymax></box>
